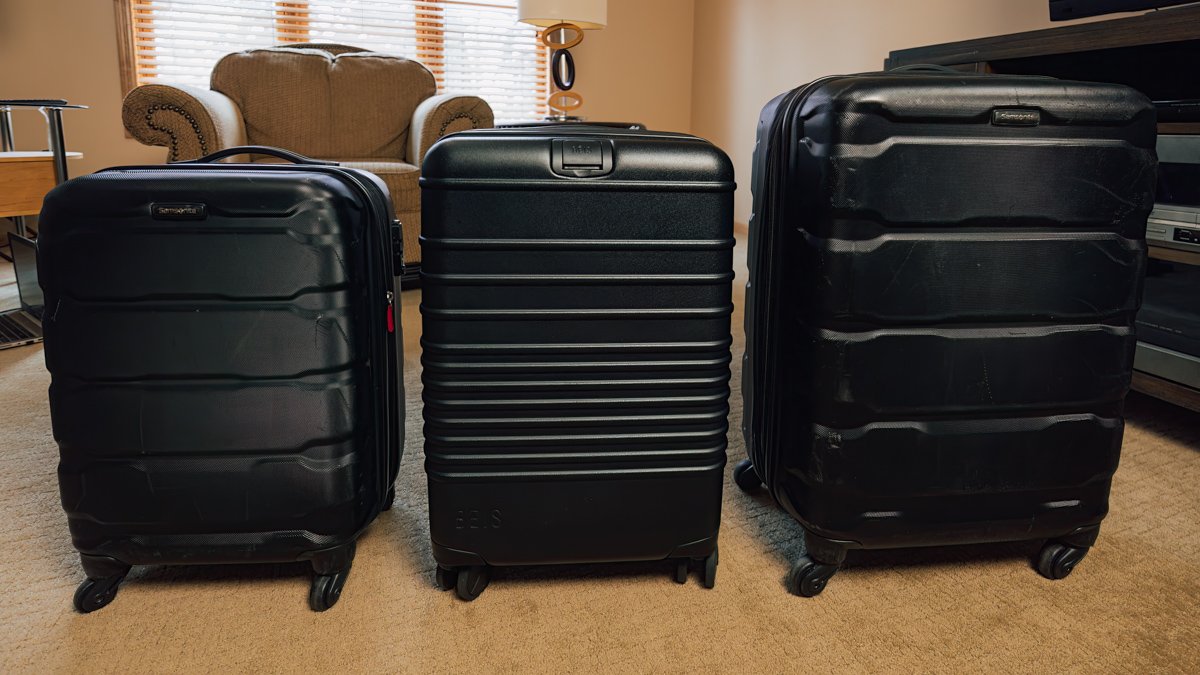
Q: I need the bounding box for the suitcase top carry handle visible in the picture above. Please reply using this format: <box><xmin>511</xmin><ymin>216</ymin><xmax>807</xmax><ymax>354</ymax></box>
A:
<box><xmin>180</xmin><ymin>146</ymin><xmax>340</xmax><ymax>166</ymax></box>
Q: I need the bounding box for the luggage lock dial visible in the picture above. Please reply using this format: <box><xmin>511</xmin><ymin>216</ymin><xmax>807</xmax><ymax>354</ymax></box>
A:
<box><xmin>552</xmin><ymin>138</ymin><xmax>614</xmax><ymax>177</ymax></box>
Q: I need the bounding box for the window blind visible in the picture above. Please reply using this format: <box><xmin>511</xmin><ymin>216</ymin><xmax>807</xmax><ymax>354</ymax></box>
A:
<box><xmin>126</xmin><ymin>0</ymin><xmax>547</xmax><ymax>123</ymax></box>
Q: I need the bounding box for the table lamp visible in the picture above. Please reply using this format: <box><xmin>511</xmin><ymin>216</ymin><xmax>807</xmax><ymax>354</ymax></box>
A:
<box><xmin>517</xmin><ymin>0</ymin><xmax>607</xmax><ymax>120</ymax></box>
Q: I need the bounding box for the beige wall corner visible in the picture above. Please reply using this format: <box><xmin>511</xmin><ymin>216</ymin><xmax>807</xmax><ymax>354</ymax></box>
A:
<box><xmin>688</xmin><ymin>0</ymin><xmax>1138</xmax><ymax>224</ymax></box>
<box><xmin>0</xmin><ymin>0</ymin><xmax>166</xmax><ymax>176</ymax></box>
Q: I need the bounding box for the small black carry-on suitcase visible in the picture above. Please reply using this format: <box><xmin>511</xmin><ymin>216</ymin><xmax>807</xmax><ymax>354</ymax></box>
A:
<box><xmin>38</xmin><ymin>146</ymin><xmax>403</xmax><ymax>612</ymax></box>
<box><xmin>738</xmin><ymin>71</ymin><xmax>1157</xmax><ymax>596</ymax></box>
<box><xmin>420</xmin><ymin>126</ymin><xmax>735</xmax><ymax>600</ymax></box>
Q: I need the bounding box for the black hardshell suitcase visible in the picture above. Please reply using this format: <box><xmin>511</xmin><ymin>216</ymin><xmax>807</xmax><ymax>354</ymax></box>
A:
<box><xmin>419</xmin><ymin>126</ymin><xmax>735</xmax><ymax>600</ymax></box>
<box><xmin>738</xmin><ymin>72</ymin><xmax>1157</xmax><ymax>596</ymax></box>
<box><xmin>38</xmin><ymin>146</ymin><xmax>403</xmax><ymax>612</ymax></box>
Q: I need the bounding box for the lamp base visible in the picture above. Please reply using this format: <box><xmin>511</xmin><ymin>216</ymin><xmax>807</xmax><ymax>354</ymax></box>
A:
<box><xmin>541</xmin><ymin>22</ymin><xmax>585</xmax><ymax>117</ymax></box>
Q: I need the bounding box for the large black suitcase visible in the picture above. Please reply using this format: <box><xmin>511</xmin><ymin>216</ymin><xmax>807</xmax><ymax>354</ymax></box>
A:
<box><xmin>419</xmin><ymin>126</ymin><xmax>735</xmax><ymax>600</ymax></box>
<box><xmin>38</xmin><ymin>146</ymin><xmax>403</xmax><ymax>612</ymax></box>
<box><xmin>738</xmin><ymin>72</ymin><xmax>1157</xmax><ymax>596</ymax></box>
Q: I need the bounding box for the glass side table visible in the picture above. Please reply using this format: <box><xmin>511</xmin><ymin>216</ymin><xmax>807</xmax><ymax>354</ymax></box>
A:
<box><xmin>0</xmin><ymin>99</ymin><xmax>87</xmax><ymax>256</ymax></box>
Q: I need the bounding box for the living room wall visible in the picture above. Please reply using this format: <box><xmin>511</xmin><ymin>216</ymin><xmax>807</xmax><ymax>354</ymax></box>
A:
<box><xmin>0</xmin><ymin>0</ymin><xmax>163</xmax><ymax>176</ymax></box>
<box><xmin>571</xmin><ymin>0</ymin><xmax>695</xmax><ymax>132</ymax></box>
<box><xmin>0</xmin><ymin>0</ymin><xmax>694</xmax><ymax>175</ymax></box>
<box><xmin>688</xmin><ymin>0</ymin><xmax>1136</xmax><ymax>225</ymax></box>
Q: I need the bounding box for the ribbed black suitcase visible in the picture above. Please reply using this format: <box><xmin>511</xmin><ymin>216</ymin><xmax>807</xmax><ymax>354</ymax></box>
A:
<box><xmin>737</xmin><ymin>72</ymin><xmax>1157</xmax><ymax>596</ymax></box>
<box><xmin>38</xmin><ymin>146</ymin><xmax>403</xmax><ymax>612</ymax></box>
<box><xmin>419</xmin><ymin>126</ymin><xmax>735</xmax><ymax>600</ymax></box>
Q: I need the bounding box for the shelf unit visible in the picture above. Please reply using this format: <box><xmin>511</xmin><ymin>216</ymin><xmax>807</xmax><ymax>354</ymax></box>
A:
<box><xmin>888</xmin><ymin>7</ymin><xmax>1200</xmax><ymax>412</ymax></box>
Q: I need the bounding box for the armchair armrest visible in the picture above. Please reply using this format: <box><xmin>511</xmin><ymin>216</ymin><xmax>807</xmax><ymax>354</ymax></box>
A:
<box><xmin>122</xmin><ymin>84</ymin><xmax>247</xmax><ymax>161</ymax></box>
<box><xmin>408</xmin><ymin>94</ymin><xmax>494</xmax><ymax>166</ymax></box>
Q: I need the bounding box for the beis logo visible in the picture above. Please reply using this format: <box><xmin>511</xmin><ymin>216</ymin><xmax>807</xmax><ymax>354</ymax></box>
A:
<box><xmin>991</xmin><ymin>108</ymin><xmax>1041</xmax><ymax>126</ymax></box>
<box><xmin>151</xmin><ymin>203</ymin><xmax>207</xmax><ymax>220</ymax></box>
<box><xmin>455</xmin><ymin>508</ymin><xmax>502</xmax><ymax>530</ymax></box>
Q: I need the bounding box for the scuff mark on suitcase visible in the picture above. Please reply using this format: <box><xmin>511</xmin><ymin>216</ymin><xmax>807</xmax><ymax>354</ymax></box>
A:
<box><xmin>1073</xmin><ymin>296</ymin><xmax>1101</xmax><ymax>314</ymax></box>
<box><xmin>314</xmin><ymin>314</ymin><xmax>328</xmax><ymax>352</ymax></box>
<box><xmin>335</xmin><ymin>387</ymin><xmax>353</xmax><ymax>417</ymax></box>
<box><xmin>331</xmin><ymin>318</ymin><xmax>352</xmax><ymax>349</ymax></box>
<box><xmin>138</xmin><ymin>393</ymin><xmax>146</xmax><ymax>453</ymax></box>
<box><xmin>1071</xmin><ymin>176</ymin><xmax>1137</xmax><ymax>210</ymax></box>
<box><xmin>331</xmin><ymin>245</ymin><xmax>349</xmax><ymax>277</ymax></box>
<box><xmin>228</xmin><ymin>311</ymin><xmax>265</xmax><ymax>363</ymax></box>
<box><xmin>980</xmin><ymin>356</ymin><xmax>995</xmax><ymax>404</ymax></box>
<box><xmin>881</xmin><ymin>242</ymin><xmax>918</xmax><ymax>295</ymax></box>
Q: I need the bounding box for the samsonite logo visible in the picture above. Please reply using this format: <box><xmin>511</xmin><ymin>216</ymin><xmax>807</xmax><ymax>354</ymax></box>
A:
<box><xmin>151</xmin><ymin>202</ymin><xmax>207</xmax><ymax>220</ymax></box>
<box><xmin>991</xmin><ymin>108</ymin><xmax>1041</xmax><ymax>126</ymax></box>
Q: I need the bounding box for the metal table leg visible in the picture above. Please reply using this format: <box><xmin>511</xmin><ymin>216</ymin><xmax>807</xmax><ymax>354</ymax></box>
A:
<box><xmin>0</xmin><ymin>106</ymin><xmax>13</xmax><ymax>151</ymax></box>
<box><xmin>42</xmin><ymin>106</ymin><xmax>69</xmax><ymax>185</ymax></box>
<box><xmin>0</xmin><ymin>106</ymin><xmax>27</xmax><ymax>241</ymax></box>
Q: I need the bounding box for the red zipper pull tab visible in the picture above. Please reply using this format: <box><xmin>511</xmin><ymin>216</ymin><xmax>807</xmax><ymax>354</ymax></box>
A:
<box><xmin>386</xmin><ymin>291</ymin><xmax>395</xmax><ymax>333</ymax></box>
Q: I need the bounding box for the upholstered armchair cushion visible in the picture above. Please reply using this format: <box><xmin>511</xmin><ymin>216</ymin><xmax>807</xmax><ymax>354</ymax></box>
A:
<box><xmin>210</xmin><ymin>47</ymin><xmax>436</xmax><ymax>160</ymax></box>
<box><xmin>121</xmin><ymin>43</ymin><xmax>495</xmax><ymax>272</ymax></box>
<box><xmin>122</xmin><ymin>84</ymin><xmax>247</xmax><ymax>161</ymax></box>
<box><xmin>410</xmin><ymin>94</ymin><xmax>495</xmax><ymax>165</ymax></box>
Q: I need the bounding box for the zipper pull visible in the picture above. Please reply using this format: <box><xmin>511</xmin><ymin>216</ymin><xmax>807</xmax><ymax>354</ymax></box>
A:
<box><xmin>386</xmin><ymin>290</ymin><xmax>395</xmax><ymax>333</ymax></box>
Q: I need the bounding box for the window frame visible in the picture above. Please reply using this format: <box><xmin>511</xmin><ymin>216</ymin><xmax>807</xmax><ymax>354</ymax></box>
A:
<box><xmin>113</xmin><ymin>0</ymin><xmax>141</xmax><ymax>96</ymax></box>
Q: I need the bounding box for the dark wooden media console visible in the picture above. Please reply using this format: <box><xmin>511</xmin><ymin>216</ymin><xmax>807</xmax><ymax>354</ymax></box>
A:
<box><xmin>889</xmin><ymin>6</ymin><xmax>1200</xmax><ymax>412</ymax></box>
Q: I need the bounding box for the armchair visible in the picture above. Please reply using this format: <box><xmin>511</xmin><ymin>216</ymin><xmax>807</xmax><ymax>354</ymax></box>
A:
<box><xmin>122</xmin><ymin>43</ymin><xmax>494</xmax><ymax>281</ymax></box>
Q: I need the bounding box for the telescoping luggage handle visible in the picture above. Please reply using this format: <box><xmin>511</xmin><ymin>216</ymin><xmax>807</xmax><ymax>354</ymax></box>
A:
<box><xmin>887</xmin><ymin>63</ymin><xmax>961</xmax><ymax>73</ymax></box>
<box><xmin>886</xmin><ymin>63</ymin><xmax>1052</xmax><ymax>80</ymax></box>
<box><xmin>180</xmin><ymin>145</ymin><xmax>340</xmax><ymax>166</ymax></box>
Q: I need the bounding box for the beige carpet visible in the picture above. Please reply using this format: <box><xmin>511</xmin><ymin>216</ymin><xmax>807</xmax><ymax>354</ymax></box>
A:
<box><xmin>2</xmin><ymin>237</ymin><xmax>1199</xmax><ymax>673</ymax></box>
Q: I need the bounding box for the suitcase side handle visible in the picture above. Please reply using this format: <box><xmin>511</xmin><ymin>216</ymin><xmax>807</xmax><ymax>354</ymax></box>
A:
<box><xmin>179</xmin><ymin>145</ymin><xmax>340</xmax><ymax>166</ymax></box>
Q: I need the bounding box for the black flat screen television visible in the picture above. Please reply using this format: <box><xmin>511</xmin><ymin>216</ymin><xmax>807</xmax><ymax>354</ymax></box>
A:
<box><xmin>1050</xmin><ymin>0</ymin><xmax>1196</xmax><ymax>21</ymax></box>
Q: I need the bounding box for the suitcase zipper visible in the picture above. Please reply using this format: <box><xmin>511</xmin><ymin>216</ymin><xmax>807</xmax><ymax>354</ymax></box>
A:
<box><xmin>330</xmin><ymin>171</ymin><xmax>402</xmax><ymax>514</ymax></box>
<box><xmin>293</xmin><ymin>165</ymin><xmax>399</xmax><ymax>516</ymax></box>
<box><xmin>748</xmin><ymin>75</ymin><xmax>844</xmax><ymax>498</ymax></box>
<box><xmin>240</xmin><ymin>164</ymin><xmax>400</xmax><ymax>518</ymax></box>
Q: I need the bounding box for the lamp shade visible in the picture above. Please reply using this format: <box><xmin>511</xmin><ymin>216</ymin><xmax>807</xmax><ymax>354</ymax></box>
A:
<box><xmin>517</xmin><ymin>0</ymin><xmax>607</xmax><ymax>29</ymax></box>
